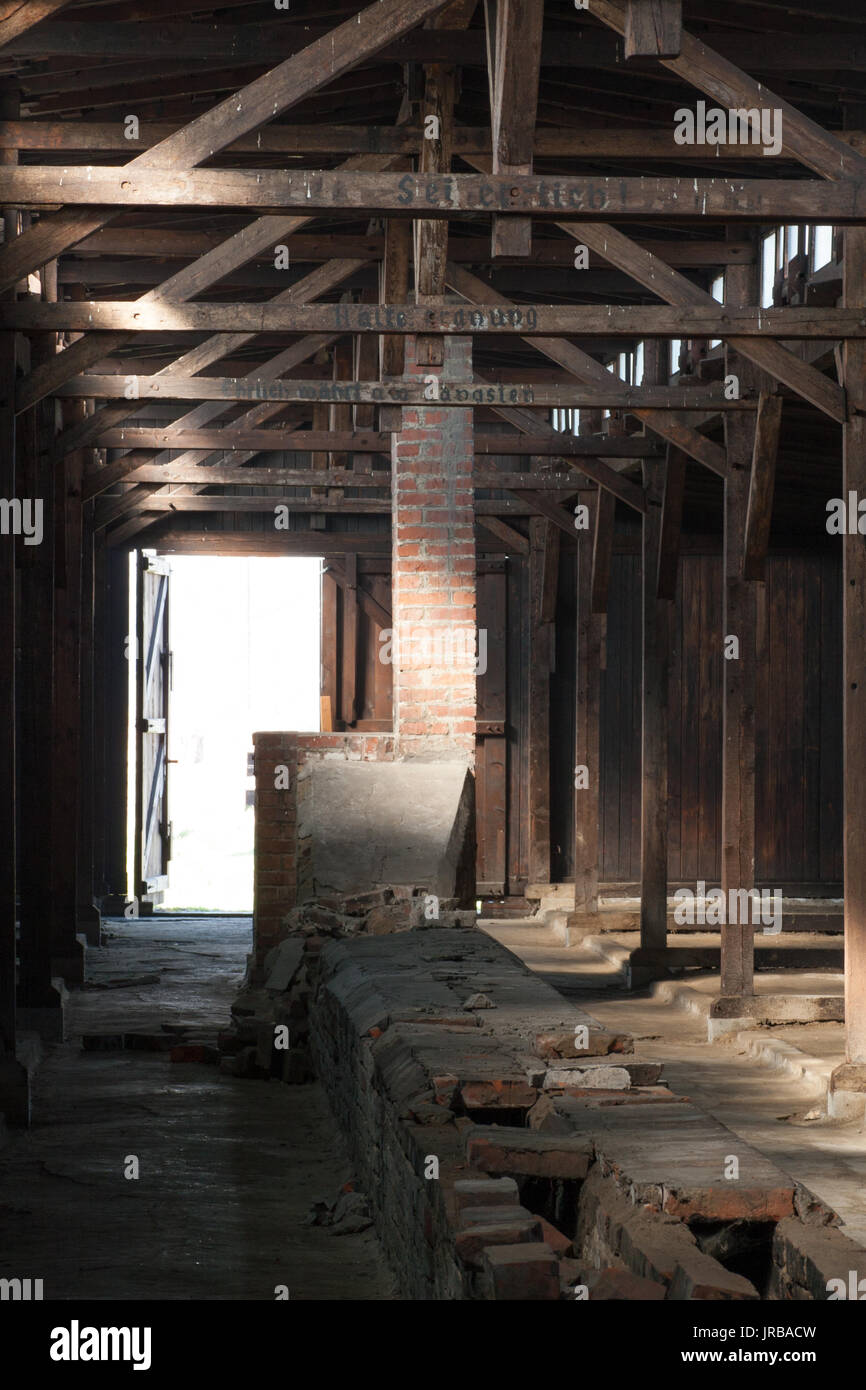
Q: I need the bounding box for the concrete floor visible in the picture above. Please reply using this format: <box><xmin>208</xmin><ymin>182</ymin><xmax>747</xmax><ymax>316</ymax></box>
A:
<box><xmin>7</xmin><ymin>913</ymin><xmax>865</xmax><ymax>1302</ymax></box>
<box><xmin>484</xmin><ymin>919</ymin><xmax>866</xmax><ymax>1249</ymax></box>
<box><xmin>1</xmin><ymin>917</ymin><xmax>397</xmax><ymax>1301</ymax></box>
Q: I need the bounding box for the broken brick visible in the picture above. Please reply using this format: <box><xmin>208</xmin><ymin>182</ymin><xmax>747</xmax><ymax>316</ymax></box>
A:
<box><xmin>481</xmin><ymin>1242</ymin><xmax>560</xmax><ymax>1300</ymax></box>
<box><xmin>453</xmin><ymin>1177</ymin><xmax>520</xmax><ymax>1212</ymax></box>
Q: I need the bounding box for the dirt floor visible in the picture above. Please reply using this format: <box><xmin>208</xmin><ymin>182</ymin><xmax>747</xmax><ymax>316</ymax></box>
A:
<box><xmin>0</xmin><ymin>917</ymin><xmax>397</xmax><ymax>1301</ymax></box>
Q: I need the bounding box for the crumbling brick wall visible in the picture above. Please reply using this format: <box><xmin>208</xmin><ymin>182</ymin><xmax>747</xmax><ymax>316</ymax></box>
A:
<box><xmin>252</xmin><ymin>732</ymin><xmax>395</xmax><ymax>968</ymax></box>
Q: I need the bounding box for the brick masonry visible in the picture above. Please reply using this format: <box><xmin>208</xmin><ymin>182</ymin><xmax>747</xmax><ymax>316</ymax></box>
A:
<box><xmin>307</xmin><ymin>929</ymin><xmax>863</xmax><ymax>1300</ymax></box>
<box><xmin>252</xmin><ymin>732</ymin><xmax>395</xmax><ymax>967</ymax></box>
<box><xmin>392</xmin><ymin>334</ymin><xmax>476</xmax><ymax>763</ymax></box>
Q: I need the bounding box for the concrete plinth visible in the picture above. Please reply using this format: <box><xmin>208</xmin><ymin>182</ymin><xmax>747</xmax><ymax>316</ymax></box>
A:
<box><xmin>829</xmin><ymin>1062</ymin><xmax>866</xmax><ymax>1118</ymax></box>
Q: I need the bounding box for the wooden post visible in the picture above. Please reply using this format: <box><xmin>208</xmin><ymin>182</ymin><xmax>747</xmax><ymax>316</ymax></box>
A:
<box><xmin>341</xmin><ymin>551</ymin><xmax>359</xmax><ymax>727</ymax></box>
<box><xmin>838</xmin><ymin>227</ymin><xmax>866</xmax><ymax>1077</ymax></box>
<box><xmin>640</xmin><ymin>342</ymin><xmax>671</xmax><ymax>948</ymax></box>
<box><xmin>575</xmin><ymin>490</ymin><xmax>602</xmax><ymax>916</ymax></box>
<box><xmin>0</xmin><ymin>83</ymin><xmax>30</xmax><ymax>1119</ymax></box>
<box><xmin>721</xmin><ymin>244</ymin><xmax>761</xmax><ymax>997</ymax></box>
<box><xmin>98</xmin><ymin>544</ymin><xmax>129</xmax><ymax>911</ymax></box>
<box><xmin>76</xmin><ymin>516</ymin><xmax>101</xmax><ymax>942</ymax></box>
<box><xmin>50</xmin><ymin>401</ymin><xmax>86</xmax><ymax>983</ymax></box>
<box><xmin>381</xmin><ymin>219</ymin><xmax>411</xmax><ymax>379</ymax></box>
<box><xmin>0</xmin><ymin>283</ymin><xmax>16</xmax><ymax>1060</ymax></box>
<box><xmin>16</xmin><ymin>321</ymin><xmax>58</xmax><ymax>1011</ymax></box>
<box><xmin>528</xmin><ymin>516</ymin><xmax>554</xmax><ymax>883</ymax></box>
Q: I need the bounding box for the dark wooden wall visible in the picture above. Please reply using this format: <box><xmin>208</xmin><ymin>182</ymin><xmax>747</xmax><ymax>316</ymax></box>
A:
<box><xmin>551</xmin><ymin>546</ymin><xmax>843</xmax><ymax>891</ymax></box>
<box><xmin>315</xmin><ymin>541</ymin><xmax>843</xmax><ymax>896</ymax></box>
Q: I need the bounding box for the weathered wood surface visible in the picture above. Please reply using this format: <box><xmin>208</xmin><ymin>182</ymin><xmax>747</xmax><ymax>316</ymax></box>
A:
<box><xmin>2</xmin><ymin>167</ymin><xmax>865</xmax><ymax>220</ymax></box>
<box><xmin>7</xmin><ymin>299</ymin><xmax>861</xmax><ymax>337</ymax></box>
<box><xmin>55</xmin><ymin>374</ymin><xmax>757</xmax><ymax>410</ymax></box>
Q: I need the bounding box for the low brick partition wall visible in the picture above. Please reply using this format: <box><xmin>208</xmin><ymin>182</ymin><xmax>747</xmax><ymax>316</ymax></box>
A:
<box><xmin>308</xmin><ymin>928</ymin><xmax>866</xmax><ymax>1300</ymax></box>
<box><xmin>770</xmin><ymin>1218</ymin><xmax>866</xmax><ymax>1299</ymax></box>
<box><xmin>252</xmin><ymin>732</ymin><xmax>395</xmax><ymax>968</ymax></box>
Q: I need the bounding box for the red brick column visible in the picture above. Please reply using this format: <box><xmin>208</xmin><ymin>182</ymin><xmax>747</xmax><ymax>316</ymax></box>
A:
<box><xmin>252</xmin><ymin>731</ymin><xmax>298</xmax><ymax>968</ymax></box>
<box><xmin>391</xmin><ymin>334</ymin><xmax>476</xmax><ymax>763</ymax></box>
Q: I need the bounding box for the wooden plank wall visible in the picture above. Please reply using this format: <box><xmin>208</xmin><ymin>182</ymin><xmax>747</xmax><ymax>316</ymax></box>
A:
<box><xmin>756</xmin><ymin>553</ymin><xmax>843</xmax><ymax>887</ymax></box>
<box><xmin>561</xmin><ymin>546</ymin><xmax>843</xmax><ymax>890</ymax></box>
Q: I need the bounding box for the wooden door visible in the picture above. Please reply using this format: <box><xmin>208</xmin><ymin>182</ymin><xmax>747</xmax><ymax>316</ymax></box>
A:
<box><xmin>134</xmin><ymin>552</ymin><xmax>171</xmax><ymax>906</ymax></box>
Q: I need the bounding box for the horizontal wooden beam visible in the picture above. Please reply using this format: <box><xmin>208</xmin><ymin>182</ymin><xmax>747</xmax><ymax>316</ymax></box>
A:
<box><xmin>1</xmin><ymin>168</ymin><xmax>864</xmax><ymax>221</ymax></box>
<box><xmin>56</xmin><ymin>373</ymin><xmax>755</xmax><ymax>411</ymax></box>
<box><xmin>78</xmin><ymin>427</ymin><xmax>654</xmax><ymax>459</ymax></box>
<box><xmin>102</xmin><ymin>495</ymin><xmax>393</xmax><ymax>517</ymax></box>
<box><xmin>86</xmin><ymin>464</ymin><xmax>588</xmax><ymax>494</ymax></box>
<box><xmin>113</xmin><ymin>530</ymin><xmax>392</xmax><ymax>554</ymax></box>
<box><xmin>2</xmin><ymin>120</ymin><xmax>863</xmax><ymax>161</ymax></box>
<box><xmin>8</xmin><ymin>23</ymin><xmax>866</xmax><ymax>74</ymax></box>
<box><xmin>62</xmin><ymin>227</ymin><xmax>757</xmax><ymax>267</ymax></box>
<box><xmin>9</xmin><ymin>300</ymin><xmax>858</xmax><ymax>339</ymax></box>
<box><xmin>99</xmin><ymin>494</ymin><xmax>585</xmax><ymax>519</ymax></box>
<box><xmin>98</xmin><ymin>427</ymin><xmax>391</xmax><ymax>453</ymax></box>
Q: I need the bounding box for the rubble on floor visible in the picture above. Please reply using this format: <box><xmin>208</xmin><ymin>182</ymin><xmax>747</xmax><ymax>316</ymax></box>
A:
<box><xmin>219</xmin><ymin>888</ymin><xmax>476</xmax><ymax>1080</ymax></box>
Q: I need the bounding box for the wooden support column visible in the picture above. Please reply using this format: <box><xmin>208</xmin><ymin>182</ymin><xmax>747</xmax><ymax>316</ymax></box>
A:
<box><xmin>328</xmin><ymin>336</ymin><xmax>353</xmax><ymax>495</ymax></box>
<box><xmin>834</xmin><ymin>227</ymin><xmax>866</xmax><ymax>1088</ymax></box>
<box><xmin>657</xmin><ymin>444</ymin><xmax>687</xmax><ymax>600</ymax></box>
<box><xmin>484</xmin><ymin>0</ymin><xmax>544</xmax><ymax>257</ymax></box>
<box><xmin>721</xmin><ymin>244</ymin><xmax>761</xmax><ymax>998</ymax></box>
<box><xmin>309</xmin><ymin>398</ymin><xmax>329</xmax><ymax>529</ymax></box>
<box><xmin>76</xmin><ymin>511</ymin><xmax>100</xmax><ymax>942</ymax></box>
<box><xmin>528</xmin><ymin>516</ymin><xmax>555</xmax><ymax>883</ymax></box>
<box><xmin>321</xmin><ymin>560</ymin><xmax>339</xmax><ymax>733</ymax></box>
<box><xmin>415</xmin><ymin>62</ymin><xmax>456</xmax><ymax>367</ymax></box>
<box><xmin>380</xmin><ymin>219</ymin><xmax>411</xmax><ymax>380</ymax></box>
<box><xmin>0</xmin><ymin>278</ymin><xmax>15</xmax><ymax>1061</ymax></box>
<box><xmin>50</xmin><ymin>399</ymin><xmax>86</xmax><ymax>984</ymax></box>
<box><xmin>575</xmin><ymin>490</ymin><xmax>602</xmax><ymax>917</ymax></box>
<box><xmin>16</xmin><ymin>332</ymin><xmax>58</xmax><ymax>1020</ymax></box>
<box><xmin>341</xmin><ymin>552</ymin><xmax>359</xmax><ymax>727</ymax></box>
<box><xmin>640</xmin><ymin>341</ymin><xmax>672</xmax><ymax>948</ymax></box>
<box><xmin>0</xmin><ymin>84</ymin><xmax>30</xmax><ymax>1119</ymax></box>
<box><xmin>354</xmin><ymin>287</ymin><xmax>380</xmax><ymax>432</ymax></box>
<box><xmin>97</xmin><ymin>545</ymin><xmax>129</xmax><ymax>910</ymax></box>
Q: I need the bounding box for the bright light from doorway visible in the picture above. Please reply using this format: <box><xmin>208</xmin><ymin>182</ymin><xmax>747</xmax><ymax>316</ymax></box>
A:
<box><xmin>160</xmin><ymin>555</ymin><xmax>320</xmax><ymax>911</ymax></box>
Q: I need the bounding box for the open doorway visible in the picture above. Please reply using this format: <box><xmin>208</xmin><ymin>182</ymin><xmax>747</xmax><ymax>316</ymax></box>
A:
<box><xmin>127</xmin><ymin>553</ymin><xmax>321</xmax><ymax>912</ymax></box>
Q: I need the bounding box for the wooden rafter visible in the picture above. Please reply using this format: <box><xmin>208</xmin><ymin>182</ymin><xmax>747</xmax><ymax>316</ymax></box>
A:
<box><xmin>446</xmin><ymin>260</ymin><xmax>728</xmax><ymax>476</ymax></box>
<box><xmin>591</xmin><ymin>0</ymin><xmax>866</xmax><ymax>181</ymax></box>
<box><xmin>0</xmin><ymin>0</ymin><xmax>453</xmax><ymax>295</ymax></box>
<box><xmin>17</xmin><ymin>153</ymin><xmax>397</xmax><ymax>413</ymax></box>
